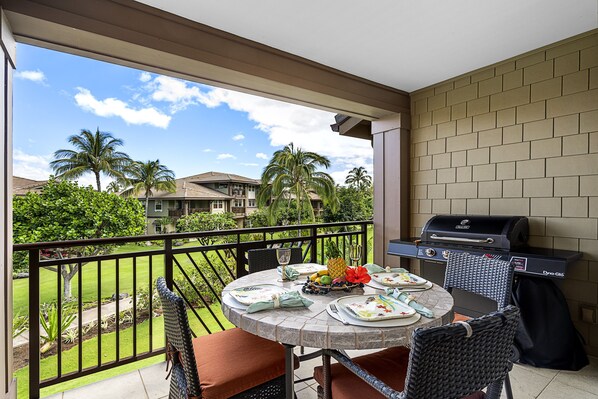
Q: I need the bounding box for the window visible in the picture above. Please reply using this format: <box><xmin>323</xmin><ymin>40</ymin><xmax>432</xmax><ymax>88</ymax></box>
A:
<box><xmin>218</xmin><ymin>183</ymin><xmax>228</xmax><ymax>189</ymax></box>
<box><xmin>234</xmin><ymin>199</ymin><xmax>244</xmax><ymax>207</ymax></box>
<box><xmin>155</xmin><ymin>200</ymin><xmax>163</xmax><ymax>212</ymax></box>
<box><xmin>155</xmin><ymin>223</ymin><xmax>163</xmax><ymax>234</ymax></box>
<box><xmin>248</xmin><ymin>199</ymin><xmax>256</xmax><ymax>207</ymax></box>
<box><xmin>213</xmin><ymin>200</ymin><xmax>224</xmax><ymax>209</ymax></box>
<box><xmin>248</xmin><ymin>185</ymin><xmax>255</xmax><ymax>192</ymax></box>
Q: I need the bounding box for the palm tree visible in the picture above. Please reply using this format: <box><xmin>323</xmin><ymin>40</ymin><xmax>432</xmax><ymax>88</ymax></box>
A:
<box><xmin>345</xmin><ymin>166</ymin><xmax>372</xmax><ymax>191</ymax></box>
<box><xmin>106</xmin><ymin>181</ymin><xmax>121</xmax><ymax>194</ymax></box>
<box><xmin>120</xmin><ymin>160</ymin><xmax>176</xmax><ymax>233</ymax></box>
<box><xmin>257</xmin><ymin>143</ymin><xmax>336</xmax><ymax>224</ymax></box>
<box><xmin>50</xmin><ymin>128</ymin><xmax>132</xmax><ymax>191</ymax></box>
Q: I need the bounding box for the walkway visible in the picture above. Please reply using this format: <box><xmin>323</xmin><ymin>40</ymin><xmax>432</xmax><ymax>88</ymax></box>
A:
<box><xmin>13</xmin><ymin>297</ymin><xmax>133</xmax><ymax>348</ymax></box>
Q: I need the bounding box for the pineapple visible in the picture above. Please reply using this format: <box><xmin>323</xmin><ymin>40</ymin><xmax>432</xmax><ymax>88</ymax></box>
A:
<box><xmin>325</xmin><ymin>239</ymin><xmax>347</xmax><ymax>279</ymax></box>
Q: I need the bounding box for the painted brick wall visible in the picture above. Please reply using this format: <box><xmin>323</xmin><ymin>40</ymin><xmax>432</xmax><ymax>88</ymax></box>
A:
<box><xmin>409</xmin><ymin>31</ymin><xmax>598</xmax><ymax>356</ymax></box>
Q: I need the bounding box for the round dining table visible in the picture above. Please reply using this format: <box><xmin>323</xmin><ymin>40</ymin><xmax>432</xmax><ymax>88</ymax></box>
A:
<box><xmin>221</xmin><ymin>268</ymin><xmax>454</xmax><ymax>399</ymax></box>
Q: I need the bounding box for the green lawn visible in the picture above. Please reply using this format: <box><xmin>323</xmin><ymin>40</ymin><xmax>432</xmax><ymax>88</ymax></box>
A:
<box><xmin>15</xmin><ymin>305</ymin><xmax>233</xmax><ymax>399</ymax></box>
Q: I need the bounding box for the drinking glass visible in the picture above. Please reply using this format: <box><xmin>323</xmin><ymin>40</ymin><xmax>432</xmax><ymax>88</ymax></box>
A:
<box><xmin>349</xmin><ymin>244</ymin><xmax>362</xmax><ymax>266</ymax></box>
<box><xmin>276</xmin><ymin>248</ymin><xmax>292</xmax><ymax>281</ymax></box>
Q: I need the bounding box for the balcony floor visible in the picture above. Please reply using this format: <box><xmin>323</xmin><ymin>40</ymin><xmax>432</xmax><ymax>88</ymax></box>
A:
<box><xmin>45</xmin><ymin>352</ymin><xmax>598</xmax><ymax>399</ymax></box>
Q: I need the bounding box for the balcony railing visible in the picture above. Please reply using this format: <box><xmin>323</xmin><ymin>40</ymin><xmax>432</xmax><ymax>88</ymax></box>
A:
<box><xmin>231</xmin><ymin>206</ymin><xmax>245</xmax><ymax>214</ymax></box>
<box><xmin>13</xmin><ymin>220</ymin><xmax>372</xmax><ymax>398</ymax></box>
<box><xmin>168</xmin><ymin>208</ymin><xmax>211</xmax><ymax>217</ymax></box>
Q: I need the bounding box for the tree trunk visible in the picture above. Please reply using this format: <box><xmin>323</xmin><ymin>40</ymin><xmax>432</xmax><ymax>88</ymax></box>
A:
<box><xmin>95</xmin><ymin>171</ymin><xmax>102</xmax><ymax>192</ymax></box>
<box><xmin>61</xmin><ymin>264</ymin><xmax>78</xmax><ymax>301</ymax></box>
<box><xmin>145</xmin><ymin>193</ymin><xmax>150</xmax><ymax>234</ymax></box>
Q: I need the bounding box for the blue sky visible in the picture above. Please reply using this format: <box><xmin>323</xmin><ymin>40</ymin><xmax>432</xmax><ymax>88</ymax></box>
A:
<box><xmin>13</xmin><ymin>44</ymin><xmax>373</xmax><ymax>188</ymax></box>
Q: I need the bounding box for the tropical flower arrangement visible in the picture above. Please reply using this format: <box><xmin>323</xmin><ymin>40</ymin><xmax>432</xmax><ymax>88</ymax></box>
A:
<box><xmin>302</xmin><ymin>265</ymin><xmax>371</xmax><ymax>295</ymax></box>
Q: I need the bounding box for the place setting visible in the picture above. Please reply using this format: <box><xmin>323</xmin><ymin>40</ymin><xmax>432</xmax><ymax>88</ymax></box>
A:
<box><xmin>364</xmin><ymin>263</ymin><xmax>434</xmax><ymax>292</ymax></box>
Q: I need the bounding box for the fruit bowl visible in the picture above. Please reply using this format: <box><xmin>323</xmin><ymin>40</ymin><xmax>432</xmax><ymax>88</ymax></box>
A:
<box><xmin>301</xmin><ymin>278</ymin><xmax>363</xmax><ymax>295</ymax></box>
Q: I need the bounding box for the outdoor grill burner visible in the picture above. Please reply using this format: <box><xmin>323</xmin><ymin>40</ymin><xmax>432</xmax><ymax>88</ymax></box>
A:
<box><xmin>388</xmin><ymin>215</ymin><xmax>582</xmax><ymax>279</ymax></box>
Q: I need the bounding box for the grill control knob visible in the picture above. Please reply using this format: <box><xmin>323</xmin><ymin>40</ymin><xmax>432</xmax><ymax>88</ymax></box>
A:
<box><xmin>425</xmin><ymin>248</ymin><xmax>436</xmax><ymax>257</ymax></box>
<box><xmin>442</xmin><ymin>250</ymin><xmax>450</xmax><ymax>259</ymax></box>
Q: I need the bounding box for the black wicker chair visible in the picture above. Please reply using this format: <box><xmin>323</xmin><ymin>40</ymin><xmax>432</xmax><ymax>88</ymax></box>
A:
<box><xmin>444</xmin><ymin>252</ymin><xmax>516</xmax><ymax>399</ymax></box>
<box><xmin>247</xmin><ymin>247</ymin><xmax>303</xmax><ymax>274</ymax></box>
<box><xmin>156</xmin><ymin>277</ymin><xmax>297</xmax><ymax>399</ymax></box>
<box><xmin>314</xmin><ymin>305</ymin><xmax>520</xmax><ymax>399</ymax></box>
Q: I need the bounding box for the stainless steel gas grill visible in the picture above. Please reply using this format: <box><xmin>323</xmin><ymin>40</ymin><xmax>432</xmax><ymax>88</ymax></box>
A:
<box><xmin>388</xmin><ymin>215</ymin><xmax>581</xmax><ymax>279</ymax></box>
<box><xmin>388</xmin><ymin>214</ymin><xmax>589</xmax><ymax>370</ymax></box>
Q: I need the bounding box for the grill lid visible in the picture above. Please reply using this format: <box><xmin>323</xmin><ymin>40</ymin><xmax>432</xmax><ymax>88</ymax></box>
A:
<box><xmin>421</xmin><ymin>215</ymin><xmax>528</xmax><ymax>250</ymax></box>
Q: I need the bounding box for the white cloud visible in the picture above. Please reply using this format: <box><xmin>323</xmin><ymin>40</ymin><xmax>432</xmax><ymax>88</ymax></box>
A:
<box><xmin>139</xmin><ymin>72</ymin><xmax>152</xmax><ymax>82</ymax></box>
<box><xmin>232</xmin><ymin>134</ymin><xmax>245</xmax><ymax>141</ymax></box>
<box><xmin>217</xmin><ymin>153</ymin><xmax>236</xmax><ymax>160</ymax></box>
<box><xmin>196</xmin><ymin>88</ymin><xmax>372</xmax><ymax>183</ymax></box>
<box><xmin>12</xmin><ymin>149</ymin><xmax>114</xmax><ymax>189</ymax></box>
<box><xmin>145</xmin><ymin>75</ymin><xmax>218</xmax><ymax>113</ymax></box>
<box><xmin>240</xmin><ymin>162</ymin><xmax>259</xmax><ymax>167</ymax></box>
<box><xmin>74</xmin><ymin>87</ymin><xmax>171</xmax><ymax>128</ymax></box>
<box><xmin>202</xmin><ymin>148</ymin><xmax>214</xmax><ymax>152</ymax></box>
<box><xmin>12</xmin><ymin>149</ymin><xmax>52</xmax><ymax>180</ymax></box>
<box><xmin>15</xmin><ymin>69</ymin><xmax>47</xmax><ymax>84</ymax></box>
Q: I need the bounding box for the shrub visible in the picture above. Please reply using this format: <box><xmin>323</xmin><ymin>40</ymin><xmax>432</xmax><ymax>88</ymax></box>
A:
<box><xmin>40</xmin><ymin>304</ymin><xmax>76</xmax><ymax>353</ymax></box>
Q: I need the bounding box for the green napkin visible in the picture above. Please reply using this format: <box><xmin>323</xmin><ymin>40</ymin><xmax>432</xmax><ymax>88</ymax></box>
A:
<box><xmin>385</xmin><ymin>288</ymin><xmax>434</xmax><ymax>318</ymax></box>
<box><xmin>246</xmin><ymin>290</ymin><xmax>314</xmax><ymax>313</ymax></box>
<box><xmin>364</xmin><ymin>263</ymin><xmax>409</xmax><ymax>274</ymax></box>
<box><xmin>276</xmin><ymin>266</ymin><xmax>300</xmax><ymax>281</ymax></box>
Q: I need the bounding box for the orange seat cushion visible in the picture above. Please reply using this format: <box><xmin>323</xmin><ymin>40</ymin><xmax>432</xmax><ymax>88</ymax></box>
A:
<box><xmin>314</xmin><ymin>346</ymin><xmax>485</xmax><ymax>399</ymax></box>
<box><xmin>313</xmin><ymin>347</ymin><xmax>410</xmax><ymax>399</ymax></box>
<box><xmin>453</xmin><ymin>312</ymin><xmax>472</xmax><ymax>322</ymax></box>
<box><xmin>193</xmin><ymin>328</ymin><xmax>297</xmax><ymax>399</ymax></box>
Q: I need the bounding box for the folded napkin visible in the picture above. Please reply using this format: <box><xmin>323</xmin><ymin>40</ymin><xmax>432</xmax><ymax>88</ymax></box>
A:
<box><xmin>246</xmin><ymin>291</ymin><xmax>314</xmax><ymax>313</ymax></box>
<box><xmin>276</xmin><ymin>266</ymin><xmax>301</xmax><ymax>281</ymax></box>
<box><xmin>385</xmin><ymin>288</ymin><xmax>434</xmax><ymax>318</ymax></box>
<box><xmin>364</xmin><ymin>263</ymin><xmax>409</xmax><ymax>274</ymax></box>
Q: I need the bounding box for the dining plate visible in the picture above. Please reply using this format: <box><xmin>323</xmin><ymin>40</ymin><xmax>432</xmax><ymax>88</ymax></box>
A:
<box><xmin>337</xmin><ymin>294</ymin><xmax>416</xmax><ymax>321</ymax></box>
<box><xmin>370</xmin><ymin>272</ymin><xmax>428</xmax><ymax>287</ymax></box>
<box><xmin>327</xmin><ymin>301</ymin><xmax>421</xmax><ymax>327</ymax></box>
<box><xmin>229</xmin><ymin>284</ymin><xmax>288</xmax><ymax>305</ymax></box>
<box><xmin>287</xmin><ymin>263</ymin><xmax>324</xmax><ymax>275</ymax></box>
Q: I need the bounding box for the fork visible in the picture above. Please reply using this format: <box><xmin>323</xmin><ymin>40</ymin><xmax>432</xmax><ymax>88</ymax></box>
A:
<box><xmin>329</xmin><ymin>303</ymin><xmax>349</xmax><ymax>325</ymax></box>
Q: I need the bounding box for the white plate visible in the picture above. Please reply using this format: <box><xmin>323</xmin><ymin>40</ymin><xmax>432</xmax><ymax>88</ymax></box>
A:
<box><xmin>367</xmin><ymin>280</ymin><xmax>433</xmax><ymax>292</ymax></box>
<box><xmin>327</xmin><ymin>301</ymin><xmax>421</xmax><ymax>327</ymax></box>
<box><xmin>288</xmin><ymin>263</ymin><xmax>325</xmax><ymax>275</ymax></box>
<box><xmin>337</xmin><ymin>294</ymin><xmax>416</xmax><ymax>321</ymax></box>
<box><xmin>222</xmin><ymin>293</ymin><xmax>248</xmax><ymax>310</ymax></box>
<box><xmin>370</xmin><ymin>272</ymin><xmax>428</xmax><ymax>287</ymax></box>
<box><xmin>229</xmin><ymin>284</ymin><xmax>288</xmax><ymax>305</ymax></box>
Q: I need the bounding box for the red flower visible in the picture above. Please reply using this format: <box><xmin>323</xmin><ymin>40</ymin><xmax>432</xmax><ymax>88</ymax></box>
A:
<box><xmin>345</xmin><ymin>266</ymin><xmax>371</xmax><ymax>284</ymax></box>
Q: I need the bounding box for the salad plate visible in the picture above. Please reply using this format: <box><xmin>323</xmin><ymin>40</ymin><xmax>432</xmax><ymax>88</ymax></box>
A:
<box><xmin>370</xmin><ymin>272</ymin><xmax>428</xmax><ymax>287</ymax></box>
<box><xmin>286</xmin><ymin>263</ymin><xmax>324</xmax><ymax>275</ymax></box>
<box><xmin>337</xmin><ymin>294</ymin><xmax>416</xmax><ymax>321</ymax></box>
<box><xmin>229</xmin><ymin>284</ymin><xmax>288</xmax><ymax>305</ymax></box>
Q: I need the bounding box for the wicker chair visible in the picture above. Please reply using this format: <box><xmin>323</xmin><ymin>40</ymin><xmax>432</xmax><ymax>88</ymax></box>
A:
<box><xmin>444</xmin><ymin>252</ymin><xmax>516</xmax><ymax>399</ymax></box>
<box><xmin>314</xmin><ymin>305</ymin><xmax>520</xmax><ymax>399</ymax></box>
<box><xmin>247</xmin><ymin>247</ymin><xmax>303</xmax><ymax>274</ymax></box>
<box><xmin>156</xmin><ymin>277</ymin><xmax>297</xmax><ymax>399</ymax></box>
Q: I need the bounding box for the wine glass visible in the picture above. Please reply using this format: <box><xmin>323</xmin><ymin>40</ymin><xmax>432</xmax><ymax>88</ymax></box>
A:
<box><xmin>349</xmin><ymin>244</ymin><xmax>362</xmax><ymax>267</ymax></box>
<box><xmin>276</xmin><ymin>248</ymin><xmax>292</xmax><ymax>281</ymax></box>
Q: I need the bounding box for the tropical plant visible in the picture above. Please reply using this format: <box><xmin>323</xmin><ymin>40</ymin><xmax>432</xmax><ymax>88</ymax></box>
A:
<box><xmin>176</xmin><ymin>212</ymin><xmax>237</xmax><ymax>245</ymax></box>
<box><xmin>40</xmin><ymin>304</ymin><xmax>76</xmax><ymax>353</ymax></box>
<box><xmin>119</xmin><ymin>159</ymin><xmax>176</xmax><ymax>233</ymax></box>
<box><xmin>13</xmin><ymin>178</ymin><xmax>145</xmax><ymax>300</ymax></box>
<box><xmin>50</xmin><ymin>128</ymin><xmax>132</xmax><ymax>191</ymax></box>
<box><xmin>12</xmin><ymin>314</ymin><xmax>28</xmax><ymax>338</ymax></box>
<box><xmin>62</xmin><ymin>328</ymin><xmax>78</xmax><ymax>344</ymax></box>
<box><xmin>257</xmin><ymin>143</ymin><xmax>337</xmax><ymax>225</ymax></box>
<box><xmin>323</xmin><ymin>185</ymin><xmax>373</xmax><ymax>222</ymax></box>
<box><xmin>106</xmin><ymin>181</ymin><xmax>121</xmax><ymax>193</ymax></box>
<box><xmin>345</xmin><ymin>166</ymin><xmax>372</xmax><ymax>191</ymax></box>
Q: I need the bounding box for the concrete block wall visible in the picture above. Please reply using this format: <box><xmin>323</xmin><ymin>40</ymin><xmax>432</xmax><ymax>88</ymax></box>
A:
<box><xmin>409</xmin><ymin>31</ymin><xmax>598</xmax><ymax>356</ymax></box>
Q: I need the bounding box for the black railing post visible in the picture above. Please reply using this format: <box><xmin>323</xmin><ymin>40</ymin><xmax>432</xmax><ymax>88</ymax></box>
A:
<box><xmin>28</xmin><ymin>249</ymin><xmax>41</xmax><ymax>399</ymax></box>
<box><xmin>164</xmin><ymin>238</ymin><xmax>173</xmax><ymax>290</ymax></box>
<box><xmin>361</xmin><ymin>222</ymin><xmax>368</xmax><ymax>265</ymax></box>
<box><xmin>310</xmin><ymin>226</ymin><xmax>317</xmax><ymax>263</ymax></box>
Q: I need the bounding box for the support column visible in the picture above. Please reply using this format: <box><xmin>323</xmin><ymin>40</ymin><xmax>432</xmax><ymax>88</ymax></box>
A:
<box><xmin>372</xmin><ymin>113</ymin><xmax>410</xmax><ymax>268</ymax></box>
<box><xmin>0</xmin><ymin>8</ymin><xmax>15</xmax><ymax>399</ymax></box>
